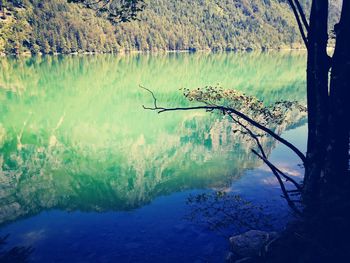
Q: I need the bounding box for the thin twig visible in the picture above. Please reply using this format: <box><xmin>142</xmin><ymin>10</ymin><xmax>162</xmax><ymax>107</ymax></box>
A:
<box><xmin>228</xmin><ymin>114</ymin><xmax>302</xmax><ymax>191</ymax></box>
<box><xmin>140</xmin><ymin>85</ymin><xmax>158</xmax><ymax>108</ymax></box>
<box><xmin>252</xmin><ymin>149</ymin><xmax>302</xmax><ymax>216</ymax></box>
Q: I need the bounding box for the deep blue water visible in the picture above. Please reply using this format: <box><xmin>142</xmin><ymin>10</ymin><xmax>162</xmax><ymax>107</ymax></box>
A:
<box><xmin>0</xmin><ymin>125</ymin><xmax>306</xmax><ymax>262</ymax></box>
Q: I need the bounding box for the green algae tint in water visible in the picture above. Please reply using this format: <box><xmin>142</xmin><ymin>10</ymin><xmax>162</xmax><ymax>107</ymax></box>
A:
<box><xmin>0</xmin><ymin>53</ymin><xmax>306</xmax><ymax>262</ymax></box>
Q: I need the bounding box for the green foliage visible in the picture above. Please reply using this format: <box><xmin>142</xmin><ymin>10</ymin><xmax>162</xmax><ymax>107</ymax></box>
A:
<box><xmin>67</xmin><ymin>0</ymin><xmax>145</xmax><ymax>23</ymax></box>
<box><xmin>0</xmin><ymin>0</ymin><xmax>341</xmax><ymax>55</ymax></box>
<box><xmin>1</xmin><ymin>0</ymin><xmax>121</xmax><ymax>54</ymax></box>
<box><xmin>182</xmin><ymin>85</ymin><xmax>307</xmax><ymax>128</ymax></box>
<box><xmin>0</xmin><ymin>1</ymin><xmax>31</xmax><ymax>54</ymax></box>
<box><xmin>115</xmin><ymin>0</ymin><xmax>305</xmax><ymax>52</ymax></box>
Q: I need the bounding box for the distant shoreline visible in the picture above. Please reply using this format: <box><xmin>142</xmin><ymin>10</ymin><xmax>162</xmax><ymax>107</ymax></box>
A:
<box><xmin>0</xmin><ymin>47</ymin><xmax>313</xmax><ymax>57</ymax></box>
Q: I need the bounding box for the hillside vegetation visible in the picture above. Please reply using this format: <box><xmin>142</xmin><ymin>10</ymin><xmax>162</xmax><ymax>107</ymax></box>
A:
<box><xmin>0</xmin><ymin>0</ymin><xmax>341</xmax><ymax>55</ymax></box>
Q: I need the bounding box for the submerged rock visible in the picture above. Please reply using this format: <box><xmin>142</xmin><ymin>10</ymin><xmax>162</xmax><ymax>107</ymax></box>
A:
<box><xmin>225</xmin><ymin>252</ymin><xmax>254</xmax><ymax>263</ymax></box>
<box><xmin>229</xmin><ymin>230</ymin><xmax>278</xmax><ymax>259</ymax></box>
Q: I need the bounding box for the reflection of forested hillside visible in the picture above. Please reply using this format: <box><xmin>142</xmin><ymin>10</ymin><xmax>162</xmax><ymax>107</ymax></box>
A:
<box><xmin>0</xmin><ymin>53</ymin><xmax>307</xmax><ymax>225</ymax></box>
<box><xmin>0</xmin><ymin>111</ymin><xmax>306</xmax><ymax>225</ymax></box>
<box><xmin>0</xmin><ymin>52</ymin><xmax>306</xmax><ymax>101</ymax></box>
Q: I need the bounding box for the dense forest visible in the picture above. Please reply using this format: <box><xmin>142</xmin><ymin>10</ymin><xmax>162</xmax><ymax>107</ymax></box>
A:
<box><xmin>0</xmin><ymin>0</ymin><xmax>341</xmax><ymax>55</ymax></box>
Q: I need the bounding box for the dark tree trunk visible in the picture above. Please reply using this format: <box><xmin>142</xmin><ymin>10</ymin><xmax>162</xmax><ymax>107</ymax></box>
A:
<box><xmin>322</xmin><ymin>1</ymin><xmax>350</xmax><ymax>208</ymax></box>
<box><xmin>303</xmin><ymin>0</ymin><xmax>329</xmax><ymax>209</ymax></box>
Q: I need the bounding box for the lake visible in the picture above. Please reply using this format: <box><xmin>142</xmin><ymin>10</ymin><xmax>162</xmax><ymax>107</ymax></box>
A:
<box><xmin>0</xmin><ymin>52</ymin><xmax>307</xmax><ymax>262</ymax></box>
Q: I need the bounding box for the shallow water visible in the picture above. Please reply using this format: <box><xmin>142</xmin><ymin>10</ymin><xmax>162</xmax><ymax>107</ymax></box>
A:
<box><xmin>0</xmin><ymin>52</ymin><xmax>307</xmax><ymax>262</ymax></box>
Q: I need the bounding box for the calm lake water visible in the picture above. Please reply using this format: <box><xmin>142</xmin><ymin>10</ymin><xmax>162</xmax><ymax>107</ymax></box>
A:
<box><xmin>0</xmin><ymin>52</ymin><xmax>307</xmax><ymax>262</ymax></box>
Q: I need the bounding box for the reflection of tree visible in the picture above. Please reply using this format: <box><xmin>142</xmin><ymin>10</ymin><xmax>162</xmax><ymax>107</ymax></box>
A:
<box><xmin>0</xmin><ymin>235</ymin><xmax>33</xmax><ymax>263</ymax></box>
<box><xmin>0</xmin><ymin>52</ymin><xmax>306</xmax><ymax>103</ymax></box>
<box><xmin>186</xmin><ymin>192</ymin><xmax>273</xmax><ymax>238</ymax></box>
<box><xmin>0</xmin><ymin>102</ymin><xmax>306</xmax><ymax>225</ymax></box>
<box><xmin>143</xmin><ymin>85</ymin><xmax>307</xmax><ymax>214</ymax></box>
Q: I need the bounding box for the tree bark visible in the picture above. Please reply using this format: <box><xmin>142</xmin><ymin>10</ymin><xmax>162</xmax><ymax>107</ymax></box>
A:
<box><xmin>303</xmin><ymin>0</ymin><xmax>330</xmax><ymax>209</ymax></box>
<box><xmin>322</xmin><ymin>1</ymin><xmax>350</xmax><ymax>206</ymax></box>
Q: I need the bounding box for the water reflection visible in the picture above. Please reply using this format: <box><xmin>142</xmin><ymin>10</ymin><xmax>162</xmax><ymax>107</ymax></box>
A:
<box><xmin>0</xmin><ymin>53</ymin><xmax>306</xmax><ymax>226</ymax></box>
<box><xmin>0</xmin><ymin>235</ymin><xmax>33</xmax><ymax>262</ymax></box>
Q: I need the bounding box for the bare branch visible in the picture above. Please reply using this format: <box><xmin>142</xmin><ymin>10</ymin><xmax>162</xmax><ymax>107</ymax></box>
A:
<box><xmin>252</xmin><ymin>149</ymin><xmax>302</xmax><ymax>216</ymax></box>
<box><xmin>294</xmin><ymin>0</ymin><xmax>310</xmax><ymax>31</ymax></box>
<box><xmin>228</xmin><ymin>113</ymin><xmax>302</xmax><ymax>191</ymax></box>
<box><xmin>228</xmin><ymin>114</ymin><xmax>268</xmax><ymax>159</ymax></box>
<box><xmin>287</xmin><ymin>0</ymin><xmax>309</xmax><ymax>48</ymax></box>
<box><xmin>270</xmin><ymin>164</ymin><xmax>302</xmax><ymax>191</ymax></box>
<box><xmin>140</xmin><ymin>85</ymin><xmax>158</xmax><ymax>109</ymax></box>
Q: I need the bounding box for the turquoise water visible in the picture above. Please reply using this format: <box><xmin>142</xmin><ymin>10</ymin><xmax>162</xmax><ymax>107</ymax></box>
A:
<box><xmin>0</xmin><ymin>52</ymin><xmax>307</xmax><ymax>262</ymax></box>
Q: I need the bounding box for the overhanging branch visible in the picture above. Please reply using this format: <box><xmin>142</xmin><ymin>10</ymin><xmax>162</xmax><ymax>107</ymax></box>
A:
<box><xmin>142</xmin><ymin>87</ymin><xmax>303</xmax><ymax>213</ymax></box>
<box><xmin>141</xmin><ymin>87</ymin><xmax>306</xmax><ymax>164</ymax></box>
<box><xmin>228</xmin><ymin>114</ymin><xmax>302</xmax><ymax>191</ymax></box>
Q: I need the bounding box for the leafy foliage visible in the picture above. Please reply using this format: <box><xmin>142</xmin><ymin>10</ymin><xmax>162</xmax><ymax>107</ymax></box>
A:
<box><xmin>182</xmin><ymin>86</ymin><xmax>307</xmax><ymax>128</ymax></box>
<box><xmin>0</xmin><ymin>0</ymin><xmax>342</xmax><ymax>54</ymax></box>
<box><xmin>66</xmin><ymin>0</ymin><xmax>145</xmax><ymax>23</ymax></box>
<box><xmin>0</xmin><ymin>0</ymin><xmax>340</xmax><ymax>55</ymax></box>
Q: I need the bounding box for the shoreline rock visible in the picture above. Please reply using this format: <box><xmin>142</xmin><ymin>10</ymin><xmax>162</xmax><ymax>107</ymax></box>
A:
<box><xmin>227</xmin><ymin>230</ymin><xmax>279</xmax><ymax>263</ymax></box>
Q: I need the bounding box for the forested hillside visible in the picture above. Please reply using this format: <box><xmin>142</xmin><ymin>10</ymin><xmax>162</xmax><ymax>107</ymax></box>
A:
<box><xmin>0</xmin><ymin>0</ymin><xmax>341</xmax><ymax>55</ymax></box>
